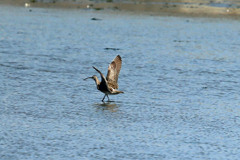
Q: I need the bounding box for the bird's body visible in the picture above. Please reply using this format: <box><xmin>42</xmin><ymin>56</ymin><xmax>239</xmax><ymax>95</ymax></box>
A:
<box><xmin>84</xmin><ymin>55</ymin><xmax>124</xmax><ymax>102</ymax></box>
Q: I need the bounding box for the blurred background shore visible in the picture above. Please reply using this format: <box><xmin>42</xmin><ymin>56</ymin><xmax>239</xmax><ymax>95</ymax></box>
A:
<box><xmin>1</xmin><ymin>0</ymin><xmax>240</xmax><ymax>17</ymax></box>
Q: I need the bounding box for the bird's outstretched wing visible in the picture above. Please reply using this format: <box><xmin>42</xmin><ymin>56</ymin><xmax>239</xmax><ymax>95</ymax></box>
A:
<box><xmin>106</xmin><ymin>55</ymin><xmax>122</xmax><ymax>89</ymax></box>
<box><xmin>92</xmin><ymin>66</ymin><xmax>107</xmax><ymax>84</ymax></box>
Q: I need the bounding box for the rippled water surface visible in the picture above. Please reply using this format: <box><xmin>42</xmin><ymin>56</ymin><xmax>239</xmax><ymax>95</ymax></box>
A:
<box><xmin>1</xmin><ymin>5</ymin><xmax>240</xmax><ymax>159</ymax></box>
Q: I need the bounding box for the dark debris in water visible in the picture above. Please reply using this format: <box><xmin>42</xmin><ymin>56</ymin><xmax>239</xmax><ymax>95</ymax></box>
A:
<box><xmin>173</xmin><ymin>40</ymin><xmax>191</xmax><ymax>43</ymax></box>
<box><xmin>91</xmin><ymin>17</ymin><xmax>102</xmax><ymax>21</ymax></box>
<box><xmin>94</xmin><ymin>7</ymin><xmax>103</xmax><ymax>11</ymax></box>
<box><xmin>104</xmin><ymin>47</ymin><xmax>121</xmax><ymax>51</ymax></box>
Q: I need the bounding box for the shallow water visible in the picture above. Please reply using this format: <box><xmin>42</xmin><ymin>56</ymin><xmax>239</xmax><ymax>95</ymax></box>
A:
<box><xmin>1</xmin><ymin>5</ymin><xmax>240</xmax><ymax>159</ymax></box>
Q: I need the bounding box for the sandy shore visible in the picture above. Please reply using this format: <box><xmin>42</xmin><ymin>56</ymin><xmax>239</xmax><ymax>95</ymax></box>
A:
<box><xmin>1</xmin><ymin>0</ymin><xmax>240</xmax><ymax>17</ymax></box>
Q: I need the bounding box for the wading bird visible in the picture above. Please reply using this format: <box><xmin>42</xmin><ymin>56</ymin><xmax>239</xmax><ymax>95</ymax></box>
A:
<box><xmin>84</xmin><ymin>55</ymin><xmax>124</xmax><ymax>102</ymax></box>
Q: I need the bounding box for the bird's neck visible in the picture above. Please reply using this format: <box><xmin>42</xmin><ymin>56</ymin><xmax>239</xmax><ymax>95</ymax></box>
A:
<box><xmin>94</xmin><ymin>77</ymin><xmax>101</xmax><ymax>88</ymax></box>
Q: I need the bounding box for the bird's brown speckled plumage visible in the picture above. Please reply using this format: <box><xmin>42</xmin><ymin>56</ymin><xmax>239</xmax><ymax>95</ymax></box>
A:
<box><xmin>85</xmin><ymin>55</ymin><xmax>124</xmax><ymax>102</ymax></box>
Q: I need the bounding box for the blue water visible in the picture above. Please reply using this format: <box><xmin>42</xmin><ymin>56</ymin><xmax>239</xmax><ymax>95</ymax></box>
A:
<box><xmin>1</xmin><ymin>5</ymin><xmax>240</xmax><ymax>159</ymax></box>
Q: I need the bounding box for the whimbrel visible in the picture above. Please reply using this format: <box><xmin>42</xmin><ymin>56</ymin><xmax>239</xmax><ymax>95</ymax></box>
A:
<box><xmin>84</xmin><ymin>55</ymin><xmax>124</xmax><ymax>102</ymax></box>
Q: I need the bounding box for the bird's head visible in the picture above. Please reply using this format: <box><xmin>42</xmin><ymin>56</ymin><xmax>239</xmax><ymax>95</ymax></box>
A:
<box><xmin>84</xmin><ymin>75</ymin><xmax>100</xmax><ymax>86</ymax></box>
<box><xmin>84</xmin><ymin>75</ymin><xmax>98</xmax><ymax>81</ymax></box>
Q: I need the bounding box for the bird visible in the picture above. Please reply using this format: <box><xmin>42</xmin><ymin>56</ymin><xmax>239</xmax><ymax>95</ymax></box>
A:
<box><xmin>84</xmin><ymin>55</ymin><xmax>124</xmax><ymax>102</ymax></box>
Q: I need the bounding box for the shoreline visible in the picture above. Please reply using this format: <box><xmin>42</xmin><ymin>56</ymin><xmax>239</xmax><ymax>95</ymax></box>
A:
<box><xmin>1</xmin><ymin>0</ymin><xmax>240</xmax><ymax>18</ymax></box>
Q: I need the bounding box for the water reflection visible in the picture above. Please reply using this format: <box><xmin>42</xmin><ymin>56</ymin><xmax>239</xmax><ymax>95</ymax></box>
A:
<box><xmin>94</xmin><ymin>102</ymin><xmax>119</xmax><ymax>112</ymax></box>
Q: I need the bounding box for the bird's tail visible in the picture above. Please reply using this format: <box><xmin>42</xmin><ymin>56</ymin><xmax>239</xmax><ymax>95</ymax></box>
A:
<box><xmin>114</xmin><ymin>90</ymin><xmax>124</xmax><ymax>94</ymax></box>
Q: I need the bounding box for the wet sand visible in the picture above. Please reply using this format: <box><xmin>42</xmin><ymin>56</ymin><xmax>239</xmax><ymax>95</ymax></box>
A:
<box><xmin>1</xmin><ymin>0</ymin><xmax>240</xmax><ymax>18</ymax></box>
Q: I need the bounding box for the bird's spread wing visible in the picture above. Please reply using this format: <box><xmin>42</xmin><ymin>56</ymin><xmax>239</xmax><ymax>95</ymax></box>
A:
<box><xmin>106</xmin><ymin>55</ymin><xmax>122</xmax><ymax>89</ymax></box>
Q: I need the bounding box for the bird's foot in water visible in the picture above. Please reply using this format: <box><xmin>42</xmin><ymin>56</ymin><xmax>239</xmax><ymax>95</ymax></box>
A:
<box><xmin>102</xmin><ymin>99</ymin><xmax>114</xmax><ymax>103</ymax></box>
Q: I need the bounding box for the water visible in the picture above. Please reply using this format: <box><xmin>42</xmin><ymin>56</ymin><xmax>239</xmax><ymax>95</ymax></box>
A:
<box><xmin>1</xmin><ymin>5</ymin><xmax>240</xmax><ymax>159</ymax></box>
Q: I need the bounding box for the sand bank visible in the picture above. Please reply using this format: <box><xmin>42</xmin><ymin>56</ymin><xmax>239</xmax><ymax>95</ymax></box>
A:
<box><xmin>1</xmin><ymin>0</ymin><xmax>240</xmax><ymax>17</ymax></box>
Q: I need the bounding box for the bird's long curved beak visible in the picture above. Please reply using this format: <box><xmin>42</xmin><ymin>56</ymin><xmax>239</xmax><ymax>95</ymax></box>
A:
<box><xmin>83</xmin><ymin>77</ymin><xmax>92</xmax><ymax>80</ymax></box>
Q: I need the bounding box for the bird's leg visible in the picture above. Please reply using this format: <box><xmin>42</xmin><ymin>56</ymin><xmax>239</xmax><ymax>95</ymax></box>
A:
<box><xmin>107</xmin><ymin>95</ymin><xmax>110</xmax><ymax>102</ymax></box>
<box><xmin>102</xmin><ymin>94</ymin><xmax>106</xmax><ymax>102</ymax></box>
